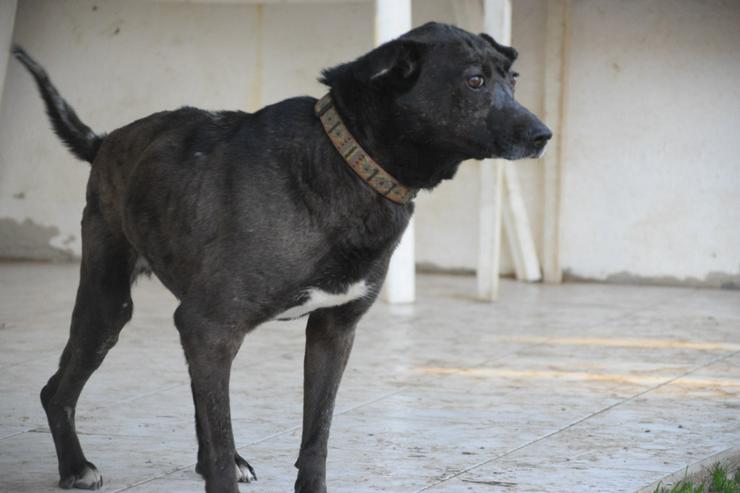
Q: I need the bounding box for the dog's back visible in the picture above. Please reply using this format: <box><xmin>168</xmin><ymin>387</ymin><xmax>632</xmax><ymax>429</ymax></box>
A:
<box><xmin>12</xmin><ymin>46</ymin><xmax>355</xmax><ymax>303</ymax></box>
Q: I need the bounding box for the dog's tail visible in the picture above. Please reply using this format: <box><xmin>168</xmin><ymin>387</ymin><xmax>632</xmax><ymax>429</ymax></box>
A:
<box><xmin>12</xmin><ymin>45</ymin><xmax>102</xmax><ymax>164</ymax></box>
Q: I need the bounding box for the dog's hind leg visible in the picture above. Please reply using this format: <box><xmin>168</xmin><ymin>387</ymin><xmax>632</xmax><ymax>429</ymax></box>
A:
<box><xmin>294</xmin><ymin>307</ymin><xmax>361</xmax><ymax>493</ymax></box>
<box><xmin>40</xmin><ymin>207</ymin><xmax>135</xmax><ymax>490</ymax></box>
<box><xmin>174</xmin><ymin>302</ymin><xmax>246</xmax><ymax>493</ymax></box>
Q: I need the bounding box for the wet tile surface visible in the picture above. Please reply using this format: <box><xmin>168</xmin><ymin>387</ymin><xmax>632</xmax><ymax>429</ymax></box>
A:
<box><xmin>0</xmin><ymin>263</ymin><xmax>738</xmax><ymax>492</ymax></box>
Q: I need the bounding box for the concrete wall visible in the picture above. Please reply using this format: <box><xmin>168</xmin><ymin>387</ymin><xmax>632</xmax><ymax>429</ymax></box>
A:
<box><xmin>560</xmin><ymin>0</ymin><xmax>740</xmax><ymax>288</ymax></box>
<box><xmin>0</xmin><ymin>0</ymin><xmax>259</xmax><ymax>258</ymax></box>
<box><xmin>1</xmin><ymin>0</ymin><xmax>738</xmax><ymax>288</ymax></box>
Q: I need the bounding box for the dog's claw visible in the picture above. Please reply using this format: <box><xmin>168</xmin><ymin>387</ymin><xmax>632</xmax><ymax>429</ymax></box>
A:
<box><xmin>196</xmin><ymin>454</ymin><xmax>256</xmax><ymax>483</ymax></box>
<box><xmin>59</xmin><ymin>461</ymin><xmax>103</xmax><ymax>490</ymax></box>
<box><xmin>236</xmin><ymin>454</ymin><xmax>257</xmax><ymax>482</ymax></box>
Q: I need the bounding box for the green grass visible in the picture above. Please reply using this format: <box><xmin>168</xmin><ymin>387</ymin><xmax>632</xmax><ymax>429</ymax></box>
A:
<box><xmin>653</xmin><ymin>465</ymin><xmax>740</xmax><ymax>493</ymax></box>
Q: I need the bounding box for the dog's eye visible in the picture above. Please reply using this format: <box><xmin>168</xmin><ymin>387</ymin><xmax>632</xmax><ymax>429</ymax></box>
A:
<box><xmin>467</xmin><ymin>75</ymin><xmax>485</xmax><ymax>89</ymax></box>
<box><xmin>511</xmin><ymin>72</ymin><xmax>519</xmax><ymax>87</ymax></box>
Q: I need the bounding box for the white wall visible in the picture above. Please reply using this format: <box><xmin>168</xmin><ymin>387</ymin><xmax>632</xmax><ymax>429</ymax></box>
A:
<box><xmin>0</xmin><ymin>0</ymin><xmax>259</xmax><ymax>258</ymax></box>
<box><xmin>260</xmin><ymin>2</ymin><xmax>373</xmax><ymax>106</ymax></box>
<box><xmin>560</xmin><ymin>0</ymin><xmax>740</xmax><ymax>288</ymax></box>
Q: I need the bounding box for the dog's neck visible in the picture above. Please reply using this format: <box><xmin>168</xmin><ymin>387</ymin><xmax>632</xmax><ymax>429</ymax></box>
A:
<box><xmin>326</xmin><ymin>86</ymin><xmax>466</xmax><ymax>191</ymax></box>
<box><xmin>315</xmin><ymin>94</ymin><xmax>417</xmax><ymax>204</ymax></box>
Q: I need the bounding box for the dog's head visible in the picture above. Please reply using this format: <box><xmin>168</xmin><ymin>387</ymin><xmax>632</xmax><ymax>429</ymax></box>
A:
<box><xmin>321</xmin><ymin>23</ymin><xmax>551</xmax><ymax>187</ymax></box>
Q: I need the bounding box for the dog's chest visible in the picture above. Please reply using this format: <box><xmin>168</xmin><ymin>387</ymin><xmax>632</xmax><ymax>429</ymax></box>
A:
<box><xmin>275</xmin><ymin>280</ymin><xmax>369</xmax><ymax>320</ymax></box>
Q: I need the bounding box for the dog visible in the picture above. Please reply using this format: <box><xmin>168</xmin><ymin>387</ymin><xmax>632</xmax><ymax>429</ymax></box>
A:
<box><xmin>14</xmin><ymin>22</ymin><xmax>550</xmax><ymax>493</ymax></box>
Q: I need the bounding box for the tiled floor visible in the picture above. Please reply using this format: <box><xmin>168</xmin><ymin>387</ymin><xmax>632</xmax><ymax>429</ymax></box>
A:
<box><xmin>0</xmin><ymin>262</ymin><xmax>738</xmax><ymax>493</ymax></box>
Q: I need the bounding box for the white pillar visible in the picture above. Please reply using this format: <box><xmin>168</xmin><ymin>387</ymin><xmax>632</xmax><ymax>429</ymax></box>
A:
<box><xmin>0</xmin><ymin>0</ymin><xmax>18</xmax><ymax>107</ymax></box>
<box><xmin>477</xmin><ymin>161</ymin><xmax>505</xmax><ymax>299</ymax></box>
<box><xmin>375</xmin><ymin>0</ymin><xmax>412</xmax><ymax>45</ymax></box>
<box><xmin>542</xmin><ymin>0</ymin><xmax>570</xmax><ymax>283</ymax></box>
<box><xmin>484</xmin><ymin>0</ymin><xmax>512</xmax><ymax>45</ymax></box>
<box><xmin>477</xmin><ymin>0</ymin><xmax>512</xmax><ymax>301</ymax></box>
<box><xmin>502</xmin><ymin>164</ymin><xmax>542</xmax><ymax>282</ymax></box>
<box><xmin>376</xmin><ymin>0</ymin><xmax>415</xmax><ymax>304</ymax></box>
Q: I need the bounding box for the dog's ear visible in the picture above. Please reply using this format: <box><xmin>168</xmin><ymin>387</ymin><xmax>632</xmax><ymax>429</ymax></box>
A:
<box><xmin>353</xmin><ymin>39</ymin><xmax>428</xmax><ymax>89</ymax></box>
<box><xmin>480</xmin><ymin>33</ymin><xmax>518</xmax><ymax>67</ymax></box>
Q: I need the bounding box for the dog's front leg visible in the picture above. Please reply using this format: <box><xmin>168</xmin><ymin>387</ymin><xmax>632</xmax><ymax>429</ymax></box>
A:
<box><xmin>295</xmin><ymin>307</ymin><xmax>360</xmax><ymax>493</ymax></box>
<box><xmin>175</xmin><ymin>304</ymin><xmax>245</xmax><ymax>493</ymax></box>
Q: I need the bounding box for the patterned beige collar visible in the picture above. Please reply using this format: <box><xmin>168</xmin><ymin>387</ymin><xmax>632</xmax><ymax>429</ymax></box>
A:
<box><xmin>315</xmin><ymin>94</ymin><xmax>417</xmax><ymax>204</ymax></box>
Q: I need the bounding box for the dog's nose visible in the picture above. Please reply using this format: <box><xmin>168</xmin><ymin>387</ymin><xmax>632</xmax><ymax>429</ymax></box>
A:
<box><xmin>531</xmin><ymin>127</ymin><xmax>552</xmax><ymax>148</ymax></box>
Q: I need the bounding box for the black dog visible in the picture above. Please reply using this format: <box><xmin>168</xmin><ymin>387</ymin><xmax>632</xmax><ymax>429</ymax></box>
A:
<box><xmin>14</xmin><ymin>22</ymin><xmax>550</xmax><ymax>493</ymax></box>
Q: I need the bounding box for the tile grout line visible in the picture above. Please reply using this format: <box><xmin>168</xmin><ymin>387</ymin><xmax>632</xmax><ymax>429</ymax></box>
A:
<box><xmin>118</xmin><ymin>382</ymin><xmax>185</xmax><ymax>404</ymax></box>
<box><xmin>0</xmin><ymin>429</ymin><xmax>31</xmax><ymax>441</ymax></box>
<box><xmin>111</xmin><ymin>387</ymin><xmax>405</xmax><ymax>493</ymax></box>
<box><xmin>414</xmin><ymin>348</ymin><xmax>740</xmax><ymax>493</ymax></box>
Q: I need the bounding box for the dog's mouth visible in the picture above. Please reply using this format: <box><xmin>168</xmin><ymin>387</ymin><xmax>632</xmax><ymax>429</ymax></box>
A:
<box><xmin>492</xmin><ymin>133</ymin><xmax>551</xmax><ymax>161</ymax></box>
<box><xmin>527</xmin><ymin>141</ymin><xmax>547</xmax><ymax>159</ymax></box>
<box><xmin>531</xmin><ymin>142</ymin><xmax>548</xmax><ymax>159</ymax></box>
<box><xmin>488</xmin><ymin>143</ymin><xmax>545</xmax><ymax>161</ymax></box>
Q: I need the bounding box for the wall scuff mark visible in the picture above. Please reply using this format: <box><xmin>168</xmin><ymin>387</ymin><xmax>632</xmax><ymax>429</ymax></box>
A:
<box><xmin>0</xmin><ymin>218</ymin><xmax>76</xmax><ymax>261</ymax></box>
<box><xmin>564</xmin><ymin>268</ymin><xmax>740</xmax><ymax>291</ymax></box>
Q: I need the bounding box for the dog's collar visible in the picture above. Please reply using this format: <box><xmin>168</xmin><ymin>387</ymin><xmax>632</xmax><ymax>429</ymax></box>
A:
<box><xmin>315</xmin><ymin>94</ymin><xmax>416</xmax><ymax>204</ymax></box>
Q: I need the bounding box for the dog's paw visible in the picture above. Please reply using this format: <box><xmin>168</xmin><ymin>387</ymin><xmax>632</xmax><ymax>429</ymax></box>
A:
<box><xmin>235</xmin><ymin>453</ymin><xmax>257</xmax><ymax>483</ymax></box>
<box><xmin>294</xmin><ymin>475</ymin><xmax>326</xmax><ymax>493</ymax></box>
<box><xmin>59</xmin><ymin>461</ymin><xmax>103</xmax><ymax>490</ymax></box>
<box><xmin>196</xmin><ymin>453</ymin><xmax>256</xmax><ymax>483</ymax></box>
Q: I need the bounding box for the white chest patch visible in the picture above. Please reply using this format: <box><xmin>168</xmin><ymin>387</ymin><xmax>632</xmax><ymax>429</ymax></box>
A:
<box><xmin>276</xmin><ymin>280</ymin><xmax>369</xmax><ymax>320</ymax></box>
